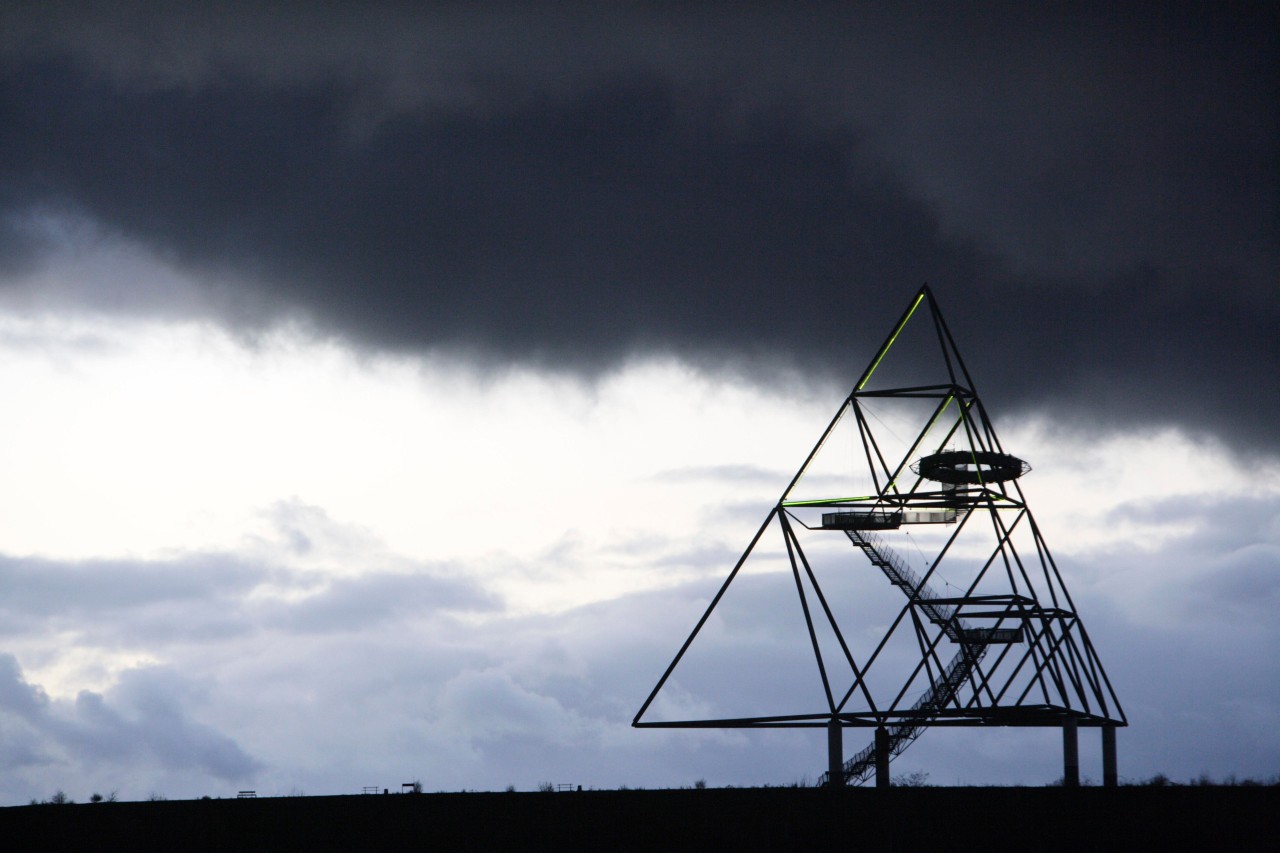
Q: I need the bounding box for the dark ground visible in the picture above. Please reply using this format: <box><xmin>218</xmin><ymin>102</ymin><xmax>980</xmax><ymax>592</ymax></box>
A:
<box><xmin>3</xmin><ymin>787</ymin><xmax>1277</xmax><ymax>850</ymax></box>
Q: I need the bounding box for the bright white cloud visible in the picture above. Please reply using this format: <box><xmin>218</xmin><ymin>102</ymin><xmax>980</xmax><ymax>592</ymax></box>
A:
<box><xmin>0</xmin><ymin>313</ymin><xmax>822</xmax><ymax>606</ymax></box>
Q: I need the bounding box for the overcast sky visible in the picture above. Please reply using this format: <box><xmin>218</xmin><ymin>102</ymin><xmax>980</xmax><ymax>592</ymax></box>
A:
<box><xmin>0</xmin><ymin>3</ymin><xmax>1276</xmax><ymax>801</ymax></box>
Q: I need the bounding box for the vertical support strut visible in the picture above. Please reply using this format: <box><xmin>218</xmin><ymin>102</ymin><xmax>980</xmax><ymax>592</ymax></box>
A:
<box><xmin>827</xmin><ymin>719</ymin><xmax>844</xmax><ymax>788</ymax></box>
<box><xmin>1102</xmin><ymin>726</ymin><xmax>1117</xmax><ymax>787</ymax></box>
<box><xmin>874</xmin><ymin>727</ymin><xmax>891</xmax><ymax>788</ymax></box>
<box><xmin>1062</xmin><ymin>718</ymin><xmax>1080</xmax><ymax>787</ymax></box>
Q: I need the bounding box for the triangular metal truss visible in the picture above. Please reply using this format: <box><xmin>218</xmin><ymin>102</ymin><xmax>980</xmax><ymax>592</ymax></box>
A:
<box><xmin>634</xmin><ymin>285</ymin><xmax>1126</xmax><ymax>786</ymax></box>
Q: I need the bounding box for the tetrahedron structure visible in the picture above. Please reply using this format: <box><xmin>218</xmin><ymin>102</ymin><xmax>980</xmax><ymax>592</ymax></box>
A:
<box><xmin>633</xmin><ymin>285</ymin><xmax>1126</xmax><ymax>786</ymax></box>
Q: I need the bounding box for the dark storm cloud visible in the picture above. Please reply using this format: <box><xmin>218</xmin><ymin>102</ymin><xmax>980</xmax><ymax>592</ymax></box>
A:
<box><xmin>0</xmin><ymin>4</ymin><xmax>1275</xmax><ymax>449</ymax></box>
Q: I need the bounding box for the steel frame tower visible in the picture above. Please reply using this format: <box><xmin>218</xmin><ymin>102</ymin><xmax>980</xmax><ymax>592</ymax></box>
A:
<box><xmin>633</xmin><ymin>285</ymin><xmax>1126</xmax><ymax>786</ymax></box>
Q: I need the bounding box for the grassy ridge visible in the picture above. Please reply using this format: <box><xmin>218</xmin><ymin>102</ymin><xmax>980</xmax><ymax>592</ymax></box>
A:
<box><xmin>4</xmin><ymin>787</ymin><xmax>1278</xmax><ymax>850</ymax></box>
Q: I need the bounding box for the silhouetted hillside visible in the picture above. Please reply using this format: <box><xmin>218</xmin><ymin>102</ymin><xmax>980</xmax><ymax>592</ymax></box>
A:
<box><xmin>4</xmin><ymin>787</ymin><xmax>1278</xmax><ymax>850</ymax></box>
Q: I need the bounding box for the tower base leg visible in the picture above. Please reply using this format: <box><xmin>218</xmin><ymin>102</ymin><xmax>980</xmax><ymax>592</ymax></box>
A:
<box><xmin>1102</xmin><ymin>726</ymin><xmax>1118</xmax><ymax>787</ymax></box>
<box><xmin>1063</xmin><ymin>719</ymin><xmax>1080</xmax><ymax>787</ymax></box>
<box><xmin>827</xmin><ymin>719</ymin><xmax>843</xmax><ymax>788</ymax></box>
<box><xmin>874</xmin><ymin>727</ymin><xmax>890</xmax><ymax>788</ymax></box>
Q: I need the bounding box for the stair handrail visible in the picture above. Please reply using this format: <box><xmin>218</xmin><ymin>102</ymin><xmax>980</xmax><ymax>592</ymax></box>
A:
<box><xmin>820</xmin><ymin>529</ymin><xmax>991</xmax><ymax>786</ymax></box>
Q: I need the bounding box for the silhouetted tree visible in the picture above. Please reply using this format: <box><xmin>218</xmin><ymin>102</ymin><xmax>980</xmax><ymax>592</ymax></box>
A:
<box><xmin>892</xmin><ymin>771</ymin><xmax>931</xmax><ymax>787</ymax></box>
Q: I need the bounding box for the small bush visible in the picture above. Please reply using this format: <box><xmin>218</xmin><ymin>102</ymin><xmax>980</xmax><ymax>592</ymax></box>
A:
<box><xmin>893</xmin><ymin>771</ymin><xmax>931</xmax><ymax>788</ymax></box>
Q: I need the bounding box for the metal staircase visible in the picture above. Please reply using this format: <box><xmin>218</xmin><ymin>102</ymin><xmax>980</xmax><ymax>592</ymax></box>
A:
<box><xmin>846</xmin><ymin>530</ymin><xmax>966</xmax><ymax>641</ymax></box>
<box><xmin>818</xmin><ymin>530</ymin><xmax>992</xmax><ymax>786</ymax></box>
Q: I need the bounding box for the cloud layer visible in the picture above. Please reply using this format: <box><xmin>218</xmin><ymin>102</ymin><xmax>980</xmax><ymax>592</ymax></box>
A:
<box><xmin>1</xmin><ymin>3</ymin><xmax>1275</xmax><ymax>451</ymax></box>
<box><xmin>0</xmin><ymin>389</ymin><xmax>1276</xmax><ymax>802</ymax></box>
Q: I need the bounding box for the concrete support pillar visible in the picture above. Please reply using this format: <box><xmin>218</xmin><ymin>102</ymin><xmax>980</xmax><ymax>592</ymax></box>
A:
<box><xmin>874</xmin><ymin>727</ymin><xmax>891</xmax><ymax>788</ymax></box>
<box><xmin>1062</xmin><ymin>718</ymin><xmax>1080</xmax><ymax>787</ymax></box>
<box><xmin>827</xmin><ymin>719</ymin><xmax>843</xmax><ymax>788</ymax></box>
<box><xmin>1102</xmin><ymin>726</ymin><xmax>1118</xmax><ymax>787</ymax></box>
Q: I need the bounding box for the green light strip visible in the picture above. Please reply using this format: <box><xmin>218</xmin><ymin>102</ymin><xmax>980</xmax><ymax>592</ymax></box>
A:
<box><xmin>970</xmin><ymin>447</ymin><xmax>987</xmax><ymax>487</ymax></box>
<box><xmin>920</xmin><ymin>394</ymin><xmax>955</xmax><ymax>443</ymax></box>
<box><xmin>857</xmin><ymin>292</ymin><xmax>925</xmax><ymax>391</ymax></box>
<box><xmin>780</xmin><ymin>496</ymin><xmax>877</xmax><ymax>507</ymax></box>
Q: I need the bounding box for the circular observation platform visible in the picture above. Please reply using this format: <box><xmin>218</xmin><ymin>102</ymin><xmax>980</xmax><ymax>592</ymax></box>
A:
<box><xmin>912</xmin><ymin>450</ymin><xmax>1030</xmax><ymax>485</ymax></box>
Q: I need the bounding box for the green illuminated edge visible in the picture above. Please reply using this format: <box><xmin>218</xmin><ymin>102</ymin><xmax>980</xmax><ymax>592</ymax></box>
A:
<box><xmin>857</xmin><ymin>292</ymin><xmax>925</xmax><ymax>391</ymax></box>
<box><xmin>781</xmin><ymin>496</ymin><xmax>877</xmax><ymax>507</ymax></box>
